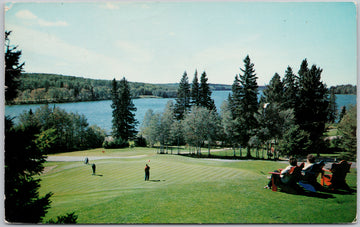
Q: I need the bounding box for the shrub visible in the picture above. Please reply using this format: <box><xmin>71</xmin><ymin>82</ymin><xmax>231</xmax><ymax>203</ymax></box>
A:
<box><xmin>134</xmin><ymin>135</ymin><xmax>147</xmax><ymax>147</ymax></box>
<box><xmin>47</xmin><ymin>212</ymin><xmax>78</xmax><ymax>224</ymax></box>
<box><xmin>103</xmin><ymin>137</ymin><xmax>129</xmax><ymax>149</ymax></box>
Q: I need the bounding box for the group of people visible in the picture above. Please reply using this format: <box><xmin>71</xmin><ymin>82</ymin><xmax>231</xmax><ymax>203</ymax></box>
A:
<box><xmin>84</xmin><ymin>157</ymin><xmax>151</xmax><ymax>180</ymax></box>
<box><xmin>264</xmin><ymin>154</ymin><xmax>326</xmax><ymax>193</ymax></box>
<box><xmin>84</xmin><ymin>157</ymin><xmax>97</xmax><ymax>175</ymax></box>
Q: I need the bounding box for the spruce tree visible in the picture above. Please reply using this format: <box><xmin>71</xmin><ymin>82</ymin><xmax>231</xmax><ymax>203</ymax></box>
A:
<box><xmin>5</xmin><ymin>117</ymin><xmax>52</xmax><ymax>223</ymax></box>
<box><xmin>229</xmin><ymin>55</ymin><xmax>259</xmax><ymax>158</ymax></box>
<box><xmin>191</xmin><ymin>70</ymin><xmax>200</xmax><ymax>106</ymax></box>
<box><xmin>174</xmin><ymin>71</ymin><xmax>191</xmax><ymax>120</ymax></box>
<box><xmin>5</xmin><ymin>31</ymin><xmax>24</xmax><ymax>104</ymax></box>
<box><xmin>199</xmin><ymin>71</ymin><xmax>216</xmax><ymax>111</ymax></box>
<box><xmin>262</xmin><ymin>73</ymin><xmax>284</xmax><ymax>106</ymax></box>
<box><xmin>282</xmin><ymin>66</ymin><xmax>298</xmax><ymax>110</ymax></box>
<box><xmin>111</xmin><ymin>77</ymin><xmax>138</xmax><ymax>140</ymax></box>
<box><xmin>297</xmin><ymin>64</ymin><xmax>329</xmax><ymax>154</ymax></box>
<box><xmin>298</xmin><ymin>58</ymin><xmax>309</xmax><ymax>80</ymax></box>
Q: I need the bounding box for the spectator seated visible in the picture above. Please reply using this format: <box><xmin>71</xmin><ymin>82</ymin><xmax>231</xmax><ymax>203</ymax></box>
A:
<box><xmin>268</xmin><ymin>164</ymin><xmax>304</xmax><ymax>194</ymax></box>
<box><xmin>321</xmin><ymin>160</ymin><xmax>352</xmax><ymax>192</ymax></box>
<box><xmin>299</xmin><ymin>160</ymin><xmax>325</xmax><ymax>192</ymax></box>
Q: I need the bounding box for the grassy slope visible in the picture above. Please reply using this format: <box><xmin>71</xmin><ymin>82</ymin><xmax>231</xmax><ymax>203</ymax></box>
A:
<box><xmin>39</xmin><ymin>149</ymin><xmax>357</xmax><ymax>224</ymax></box>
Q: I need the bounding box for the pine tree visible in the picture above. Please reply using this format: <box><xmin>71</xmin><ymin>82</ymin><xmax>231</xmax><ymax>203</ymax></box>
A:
<box><xmin>191</xmin><ymin>70</ymin><xmax>200</xmax><ymax>106</ymax></box>
<box><xmin>174</xmin><ymin>71</ymin><xmax>191</xmax><ymax>120</ymax></box>
<box><xmin>262</xmin><ymin>73</ymin><xmax>284</xmax><ymax>106</ymax></box>
<box><xmin>297</xmin><ymin>64</ymin><xmax>329</xmax><ymax>154</ymax></box>
<box><xmin>327</xmin><ymin>87</ymin><xmax>337</xmax><ymax>123</ymax></box>
<box><xmin>229</xmin><ymin>55</ymin><xmax>259</xmax><ymax>158</ymax></box>
<box><xmin>111</xmin><ymin>77</ymin><xmax>138</xmax><ymax>140</ymax></box>
<box><xmin>282</xmin><ymin>66</ymin><xmax>298</xmax><ymax>110</ymax></box>
<box><xmin>199</xmin><ymin>71</ymin><xmax>216</xmax><ymax>111</ymax></box>
<box><xmin>5</xmin><ymin>31</ymin><xmax>24</xmax><ymax>104</ymax></box>
<box><xmin>5</xmin><ymin>117</ymin><xmax>52</xmax><ymax>223</ymax></box>
<box><xmin>298</xmin><ymin>58</ymin><xmax>309</xmax><ymax>80</ymax></box>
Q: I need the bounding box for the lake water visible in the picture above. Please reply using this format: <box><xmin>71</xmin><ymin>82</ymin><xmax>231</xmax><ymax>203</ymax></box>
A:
<box><xmin>5</xmin><ymin>91</ymin><xmax>356</xmax><ymax>134</ymax></box>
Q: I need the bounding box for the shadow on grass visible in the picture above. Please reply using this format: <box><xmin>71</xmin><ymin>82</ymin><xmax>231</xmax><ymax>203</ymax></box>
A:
<box><xmin>324</xmin><ymin>187</ymin><xmax>357</xmax><ymax>195</ymax></box>
<box><xmin>277</xmin><ymin>188</ymin><xmax>335</xmax><ymax>199</ymax></box>
<box><xmin>92</xmin><ymin>174</ymin><xmax>103</xmax><ymax>177</ymax></box>
<box><xmin>279</xmin><ymin>186</ymin><xmax>357</xmax><ymax>199</ymax></box>
<box><xmin>148</xmin><ymin>180</ymin><xmax>165</xmax><ymax>182</ymax></box>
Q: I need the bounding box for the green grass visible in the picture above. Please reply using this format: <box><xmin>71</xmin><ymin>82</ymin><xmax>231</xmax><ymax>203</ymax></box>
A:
<box><xmin>39</xmin><ymin>148</ymin><xmax>357</xmax><ymax>224</ymax></box>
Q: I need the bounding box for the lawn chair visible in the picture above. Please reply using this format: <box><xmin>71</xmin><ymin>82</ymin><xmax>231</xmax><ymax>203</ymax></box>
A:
<box><xmin>268</xmin><ymin>165</ymin><xmax>303</xmax><ymax>193</ymax></box>
<box><xmin>299</xmin><ymin>161</ymin><xmax>325</xmax><ymax>192</ymax></box>
<box><xmin>321</xmin><ymin>160</ymin><xmax>352</xmax><ymax>192</ymax></box>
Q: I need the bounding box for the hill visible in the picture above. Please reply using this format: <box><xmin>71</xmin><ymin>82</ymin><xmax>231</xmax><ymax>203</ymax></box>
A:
<box><xmin>12</xmin><ymin>73</ymin><xmax>236</xmax><ymax>105</ymax></box>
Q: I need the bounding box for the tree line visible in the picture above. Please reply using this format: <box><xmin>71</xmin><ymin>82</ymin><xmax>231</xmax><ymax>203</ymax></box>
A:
<box><xmin>139</xmin><ymin>55</ymin><xmax>356</xmax><ymax>160</ymax></box>
<box><xmin>9</xmin><ymin>73</ymin><xmax>179</xmax><ymax>104</ymax></box>
<box><xmin>9</xmin><ymin>73</ymin><xmax>235</xmax><ymax>105</ymax></box>
<box><xmin>330</xmin><ymin>84</ymin><xmax>356</xmax><ymax>95</ymax></box>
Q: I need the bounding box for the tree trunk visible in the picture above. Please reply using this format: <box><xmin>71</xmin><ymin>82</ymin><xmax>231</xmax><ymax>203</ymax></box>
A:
<box><xmin>246</xmin><ymin>146</ymin><xmax>252</xmax><ymax>158</ymax></box>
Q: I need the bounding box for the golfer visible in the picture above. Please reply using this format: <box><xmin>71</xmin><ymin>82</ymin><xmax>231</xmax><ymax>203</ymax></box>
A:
<box><xmin>144</xmin><ymin>164</ymin><xmax>150</xmax><ymax>181</ymax></box>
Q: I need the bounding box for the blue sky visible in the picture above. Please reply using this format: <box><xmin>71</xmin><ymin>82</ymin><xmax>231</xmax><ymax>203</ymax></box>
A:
<box><xmin>4</xmin><ymin>1</ymin><xmax>357</xmax><ymax>86</ymax></box>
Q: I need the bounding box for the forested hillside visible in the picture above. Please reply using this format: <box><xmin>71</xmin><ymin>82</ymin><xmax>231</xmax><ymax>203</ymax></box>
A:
<box><xmin>12</xmin><ymin>73</ymin><xmax>232</xmax><ymax>104</ymax></box>
<box><xmin>330</xmin><ymin>84</ymin><xmax>357</xmax><ymax>94</ymax></box>
<box><xmin>12</xmin><ymin>73</ymin><xmax>354</xmax><ymax>105</ymax></box>
<box><xmin>14</xmin><ymin>73</ymin><xmax>174</xmax><ymax>104</ymax></box>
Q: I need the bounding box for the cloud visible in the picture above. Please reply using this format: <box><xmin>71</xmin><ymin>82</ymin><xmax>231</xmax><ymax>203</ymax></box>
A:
<box><xmin>37</xmin><ymin>19</ymin><xmax>68</xmax><ymax>27</ymax></box>
<box><xmin>15</xmin><ymin>10</ymin><xmax>37</xmax><ymax>20</ymax></box>
<box><xmin>101</xmin><ymin>3</ymin><xmax>120</xmax><ymax>10</ymax></box>
<box><xmin>15</xmin><ymin>9</ymin><xmax>68</xmax><ymax>27</ymax></box>
<box><xmin>7</xmin><ymin>25</ymin><xmax>126</xmax><ymax>79</ymax></box>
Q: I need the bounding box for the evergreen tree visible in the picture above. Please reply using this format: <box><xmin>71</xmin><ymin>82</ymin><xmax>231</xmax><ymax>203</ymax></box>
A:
<box><xmin>229</xmin><ymin>55</ymin><xmax>259</xmax><ymax>158</ymax></box>
<box><xmin>111</xmin><ymin>77</ymin><xmax>138</xmax><ymax>140</ymax></box>
<box><xmin>190</xmin><ymin>70</ymin><xmax>200</xmax><ymax>106</ymax></box>
<box><xmin>174</xmin><ymin>72</ymin><xmax>191</xmax><ymax>120</ymax></box>
<box><xmin>5</xmin><ymin>117</ymin><xmax>52</xmax><ymax>223</ymax></box>
<box><xmin>199</xmin><ymin>71</ymin><xmax>216</xmax><ymax>111</ymax></box>
<box><xmin>298</xmin><ymin>58</ymin><xmax>309</xmax><ymax>80</ymax></box>
<box><xmin>297</xmin><ymin>63</ymin><xmax>329</xmax><ymax>154</ymax></box>
<box><xmin>5</xmin><ymin>31</ymin><xmax>24</xmax><ymax>104</ymax></box>
<box><xmin>262</xmin><ymin>73</ymin><xmax>284</xmax><ymax>106</ymax></box>
<box><xmin>282</xmin><ymin>66</ymin><xmax>298</xmax><ymax>110</ymax></box>
<box><xmin>327</xmin><ymin>87</ymin><xmax>337</xmax><ymax>123</ymax></box>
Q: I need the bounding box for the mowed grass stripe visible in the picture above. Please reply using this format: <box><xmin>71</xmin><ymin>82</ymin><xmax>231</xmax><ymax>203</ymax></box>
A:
<box><xmin>41</xmin><ymin>156</ymin><xmax>250</xmax><ymax>196</ymax></box>
<box><xmin>39</xmin><ymin>153</ymin><xmax>357</xmax><ymax>224</ymax></box>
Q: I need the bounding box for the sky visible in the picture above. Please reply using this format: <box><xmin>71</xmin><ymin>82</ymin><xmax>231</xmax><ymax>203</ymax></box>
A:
<box><xmin>3</xmin><ymin>1</ymin><xmax>358</xmax><ymax>86</ymax></box>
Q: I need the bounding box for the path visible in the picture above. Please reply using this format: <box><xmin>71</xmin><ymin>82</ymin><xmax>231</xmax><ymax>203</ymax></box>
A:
<box><xmin>46</xmin><ymin>154</ymin><xmax>356</xmax><ymax>169</ymax></box>
<box><xmin>46</xmin><ymin>154</ymin><xmax>149</xmax><ymax>162</ymax></box>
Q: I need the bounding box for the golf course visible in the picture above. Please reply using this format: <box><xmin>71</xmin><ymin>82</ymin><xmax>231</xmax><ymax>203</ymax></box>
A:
<box><xmin>39</xmin><ymin>147</ymin><xmax>357</xmax><ymax>224</ymax></box>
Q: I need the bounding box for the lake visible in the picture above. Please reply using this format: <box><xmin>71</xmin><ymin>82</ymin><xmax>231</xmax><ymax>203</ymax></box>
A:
<box><xmin>5</xmin><ymin>91</ymin><xmax>356</xmax><ymax>134</ymax></box>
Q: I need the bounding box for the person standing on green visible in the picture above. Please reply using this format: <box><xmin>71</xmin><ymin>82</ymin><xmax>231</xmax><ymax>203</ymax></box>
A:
<box><xmin>92</xmin><ymin>163</ymin><xmax>96</xmax><ymax>175</ymax></box>
<box><xmin>144</xmin><ymin>164</ymin><xmax>150</xmax><ymax>181</ymax></box>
